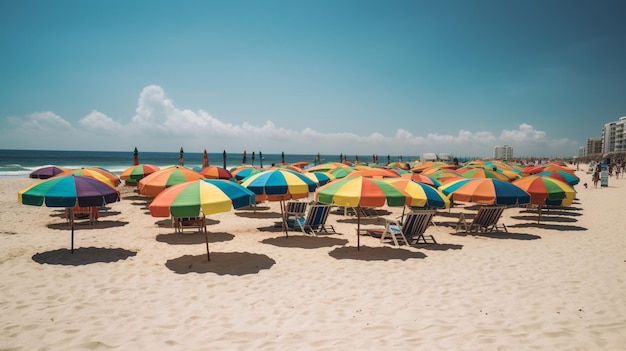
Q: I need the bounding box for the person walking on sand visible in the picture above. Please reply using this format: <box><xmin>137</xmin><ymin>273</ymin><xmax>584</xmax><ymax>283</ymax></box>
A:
<box><xmin>592</xmin><ymin>170</ymin><xmax>600</xmax><ymax>188</ymax></box>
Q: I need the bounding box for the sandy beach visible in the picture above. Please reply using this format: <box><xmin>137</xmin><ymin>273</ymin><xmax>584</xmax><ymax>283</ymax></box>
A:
<box><xmin>1</xmin><ymin>166</ymin><xmax>625</xmax><ymax>350</ymax></box>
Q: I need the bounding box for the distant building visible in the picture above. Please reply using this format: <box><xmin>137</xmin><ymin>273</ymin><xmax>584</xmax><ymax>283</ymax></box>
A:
<box><xmin>493</xmin><ymin>145</ymin><xmax>513</xmax><ymax>160</ymax></box>
<box><xmin>585</xmin><ymin>137</ymin><xmax>602</xmax><ymax>156</ymax></box>
<box><xmin>601</xmin><ymin>117</ymin><xmax>626</xmax><ymax>153</ymax></box>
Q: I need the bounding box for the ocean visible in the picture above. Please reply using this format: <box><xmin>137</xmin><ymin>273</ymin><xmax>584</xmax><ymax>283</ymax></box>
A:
<box><xmin>0</xmin><ymin>149</ymin><xmax>424</xmax><ymax>178</ymax></box>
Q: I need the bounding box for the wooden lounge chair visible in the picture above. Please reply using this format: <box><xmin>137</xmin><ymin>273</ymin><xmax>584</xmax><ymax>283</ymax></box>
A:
<box><xmin>172</xmin><ymin>214</ymin><xmax>206</xmax><ymax>234</ymax></box>
<box><xmin>455</xmin><ymin>206</ymin><xmax>507</xmax><ymax>234</ymax></box>
<box><xmin>287</xmin><ymin>203</ymin><xmax>336</xmax><ymax>235</ymax></box>
<box><xmin>66</xmin><ymin>205</ymin><xmax>98</xmax><ymax>225</ymax></box>
<box><xmin>363</xmin><ymin>210</ymin><xmax>436</xmax><ymax>246</ymax></box>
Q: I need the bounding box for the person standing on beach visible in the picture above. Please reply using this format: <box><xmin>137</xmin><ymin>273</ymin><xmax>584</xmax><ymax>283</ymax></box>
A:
<box><xmin>592</xmin><ymin>170</ymin><xmax>600</xmax><ymax>188</ymax></box>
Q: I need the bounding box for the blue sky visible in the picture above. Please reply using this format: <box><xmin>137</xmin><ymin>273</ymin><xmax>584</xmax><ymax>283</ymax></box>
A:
<box><xmin>1</xmin><ymin>0</ymin><xmax>625</xmax><ymax>158</ymax></box>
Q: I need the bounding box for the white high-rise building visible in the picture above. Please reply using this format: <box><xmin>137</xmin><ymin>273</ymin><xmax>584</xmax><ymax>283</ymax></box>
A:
<box><xmin>494</xmin><ymin>145</ymin><xmax>513</xmax><ymax>160</ymax></box>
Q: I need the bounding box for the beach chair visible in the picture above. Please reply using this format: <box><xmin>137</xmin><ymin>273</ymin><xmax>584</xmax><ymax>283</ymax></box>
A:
<box><xmin>363</xmin><ymin>210</ymin><xmax>436</xmax><ymax>246</ymax></box>
<box><xmin>287</xmin><ymin>203</ymin><xmax>336</xmax><ymax>235</ymax></box>
<box><xmin>66</xmin><ymin>205</ymin><xmax>98</xmax><ymax>225</ymax></box>
<box><xmin>284</xmin><ymin>200</ymin><xmax>308</xmax><ymax>224</ymax></box>
<box><xmin>455</xmin><ymin>206</ymin><xmax>507</xmax><ymax>234</ymax></box>
<box><xmin>172</xmin><ymin>214</ymin><xmax>206</xmax><ymax>234</ymax></box>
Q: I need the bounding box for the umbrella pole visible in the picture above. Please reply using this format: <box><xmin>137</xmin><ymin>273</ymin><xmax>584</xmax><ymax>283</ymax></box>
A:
<box><xmin>70</xmin><ymin>208</ymin><xmax>75</xmax><ymax>253</ymax></box>
<box><xmin>203</xmin><ymin>223</ymin><xmax>211</xmax><ymax>262</ymax></box>
<box><xmin>281</xmin><ymin>200</ymin><xmax>288</xmax><ymax>238</ymax></box>
<box><xmin>357</xmin><ymin>206</ymin><xmax>361</xmax><ymax>250</ymax></box>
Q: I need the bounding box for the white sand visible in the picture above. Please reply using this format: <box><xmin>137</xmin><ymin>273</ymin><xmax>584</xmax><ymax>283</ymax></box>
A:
<box><xmin>1</xmin><ymin>167</ymin><xmax>625</xmax><ymax>350</ymax></box>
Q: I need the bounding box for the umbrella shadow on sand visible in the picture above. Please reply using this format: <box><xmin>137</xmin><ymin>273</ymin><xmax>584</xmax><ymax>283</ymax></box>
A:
<box><xmin>235</xmin><ymin>210</ymin><xmax>282</xmax><ymax>219</ymax></box>
<box><xmin>165</xmin><ymin>252</ymin><xmax>276</xmax><ymax>275</ymax></box>
<box><xmin>154</xmin><ymin>218</ymin><xmax>220</xmax><ymax>229</ymax></box>
<box><xmin>32</xmin><ymin>247</ymin><xmax>137</xmax><ymax>266</ymax></box>
<box><xmin>507</xmin><ymin>222</ymin><xmax>587</xmax><ymax>232</ymax></box>
<box><xmin>261</xmin><ymin>236</ymin><xmax>348</xmax><ymax>249</ymax></box>
<box><xmin>47</xmin><ymin>220</ymin><xmax>129</xmax><ymax>231</ymax></box>
<box><xmin>156</xmin><ymin>231</ymin><xmax>235</xmax><ymax>245</ymax></box>
<box><xmin>328</xmin><ymin>246</ymin><xmax>427</xmax><ymax>261</ymax></box>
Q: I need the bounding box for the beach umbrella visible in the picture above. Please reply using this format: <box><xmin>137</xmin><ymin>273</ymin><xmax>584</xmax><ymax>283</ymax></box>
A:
<box><xmin>439</xmin><ymin>178</ymin><xmax>530</xmax><ymax>206</ymax></box>
<box><xmin>259</xmin><ymin>151</ymin><xmax>263</xmax><ymax>168</ymax></box>
<box><xmin>329</xmin><ymin>166</ymin><xmax>354</xmax><ymax>179</ymax></box>
<box><xmin>543</xmin><ymin>164</ymin><xmax>576</xmax><ymax>175</ymax></box>
<box><xmin>306</xmin><ymin>162</ymin><xmax>349</xmax><ymax>173</ymax></box>
<box><xmin>252</xmin><ymin>152</ymin><xmax>255</xmax><ymax>166</ymax></box>
<box><xmin>29</xmin><ymin>165</ymin><xmax>68</xmax><ymax>179</ymax></box>
<box><xmin>535</xmin><ymin>170</ymin><xmax>580</xmax><ymax>186</ymax></box>
<box><xmin>457</xmin><ymin>167</ymin><xmax>511</xmax><ymax>182</ymax></box>
<box><xmin>400</xmin><ymin>172</ymin><xmax>442</xmax><ymax>187</ymax></box>
<box><xmin>241</xmin><ymin>169</ymin><xmax>318</xmax><ymax>237</ymax></box>
<box><xmin>199</xmin><ymin>166</ymin><xmax>233</xmax><ymax>180</ymax></box>
<box><xmin>179</xmin><ymin>147</ymin><xmax>184</xmax><ymax>166</ymax></box>
<box><xmin>18</xmin><ymin>175</ymin><xmax>120</xmax><ymax>252</ymax></box>
<box><xmin>303</xmin><ymin>171</ymin><xmax>335</xmax><ymax>186</ymax></box>
<box><xmin>383</xmin><ymin>178</ymin><xmax>450</xmax><ymax>209</ymax></box>
<box><xmin>512</xmin><ymin>176</ymin><xmax>576</xmax><ymax>223</ymax></box>
<box><xmin>149</xmin><ymin>179</ymin><xmax>256</xmax><ymax>261</ymax></box>
<box><xmin>422</xmin><ymin>168</ymin><xmax>463</xmax><ymax>184</ymax></box>
<box><xmin>345</xmin><ymin>168</ymin><xmax>400</xmax><ymax>179</ymax></box>
<box><xmin>521</xmin><ymin>165</ymin><xmax>544</xmax><ymax>176</ymax></box>
<box><xmin>223</xmin><ymin>150</ymin><xmax>227</xmax><ymax>169</ymax></box>
<box><xmin>120</xmin><ymin>164</ymin><xmax>160</xmax><ymax>186</ymax></box>
<box><xmin>231</xmin><ymin>166</ymin><xmax>263</xmax><ymax>181</ymax></box>
<box><xmin>57</xmin><ymin>168</ymin><xmax>121</xmax><ymax>187</ymax></box>
<box><xmin>242</xmin><ymin>150</ymin><xmax>247</xmax><ymax>164</ymax></box>
<box><xmin>315</xmin><ymin>176</ymin><xmax>409</xmax><ymax>249</ymax></box>
<box><xmin>138</xmin><ymin>166</ymin><xmax>205</xmax><ymax>197</ymax></box>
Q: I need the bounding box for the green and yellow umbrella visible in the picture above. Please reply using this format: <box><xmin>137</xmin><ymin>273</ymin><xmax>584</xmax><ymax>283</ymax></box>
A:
<box><xmin>138</xmin><ymin>166</ymin><xmax>205</xmax><ymax>197</ymax></box>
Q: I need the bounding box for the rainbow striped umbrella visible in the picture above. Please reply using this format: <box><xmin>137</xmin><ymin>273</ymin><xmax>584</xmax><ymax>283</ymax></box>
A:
<box><xmin>316</xmin><ymin>176</ymin><xmax>409</xmax><ymax>248</ymax></box>
<box><xmin>513</xmin><ymin>176</ymin><xmax>576</xmax><ymax>206</ymax></box>
<box><xmin>439</xmin><ymin>178</ymin><xmax>530</xmax><ymax>206</ymax></box>
<box><xmin>457</xmin><ymin>167</ymin><xmax>510</xmax><ymax>182</ymax></box>
<box><xmin>57</xmin><ymin>167</ymin><xmax>121</xmax><ymax>187</ymax></box>
<box><xmin>535</xmin><ymin>170</ymin><xmax>580</xmax><ymax>186</ymax></box>
<box><xmin>303</xmin><ymin>171</ymin><xmax>335</xmax><ymax>186</ymax></box>
<box><xmin>231</xmin><ymin>166</ymin><xmax>263</xmax><ymax>181</ymax></box>
<box><xmin>120</xmin><ymin>164</ymin><xmax>160</xmax><ymax>186</ymax></box>
<box><xmin>400</xmin><ymin>172</ymin><xmax>442</xmax><ymax>187</ymax></box>
<box><xmin>18</xmin><ymin>175</ymin><xmax>120</xmax><ymax>252</ymax></box>
<box><xmin>149</xmin><ymin>179</ymin><xmax>256</xmax><ymax>261</ymax></box>
<box><xmin>241</xmin><ymin>169</ymin><xmax>318</xmax><ymax>237</ymax></box>
<box><xmin>383</xmin><ymin>178</ymin><xmax>450</xmax><ymax>209</ymax></box>
<box><xmin>138</xmin><ymin>166</ymin><xmax>205</xmax><ymax>197</ymax></box>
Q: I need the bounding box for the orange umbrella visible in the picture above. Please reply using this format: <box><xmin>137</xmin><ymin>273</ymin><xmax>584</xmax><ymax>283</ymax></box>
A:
<box><xmin>138</xmin><ymin>166</ymin><xmax>205</xmax><ymax>197</ymax></box>
<box><xmin>57</xmin><ymin>168</ymin><xmax>120</xmax><ymax>187</ymax></box>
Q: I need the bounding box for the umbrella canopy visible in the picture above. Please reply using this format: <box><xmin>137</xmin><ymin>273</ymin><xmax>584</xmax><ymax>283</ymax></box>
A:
<box><xmin>231</xmin><ymin>166</ymin><xmax>263</xmax><ymax>181</ymax></box>
<box><xmin>422</xmin><ymin>168</ymin><xmax>463</xmax><ymax>184</ymax></box>
<box><xmin>383</xmin><ymin>178</ymin><xmax>450</xmax><ymax>209</ymax></box>
<box><xmin>199</xmin><ymin>166</ymin><xmax>233</xmax><ymax>180</ymax></box>
<box><xmin>18</xmin><ymin>175</ymin><xmax>120</xmax><ymax>252</ymax></box>
<box><xmin>315</xmin><ymin>176</ymin><xmax>409</xmax><ymax>249</ymax></box>
<box><xmin>149</xmin><ymin>179</ymin><xmax>256</xmax><ymax>261</ymax></box>
<box><xmin>535</xmin><ymin>170</ymin><xmax>580</xmax><ymax>186</ymax></box>
<box><xmin>303</xmin><ymin>171</ymin><xmax>335</xmax><ymax>186</ymax></box>
<box><xmin>29</xmin><ymin>165</ymin><xmax>68</xmax><ymax>179</ymax></box>
<box><xmin>439</xmin><ymin>178</ymin><xmax>530</xmax><ymax>206</ymax></box>
<box><xmin>457</xmin><ymin>167</ymin><xmax>511</xmax><ymax>182</ymax></box>
<box><xmin>345</xmin><ymin>168</ymin><xmax>400</xmax><ymax>178</ymax></box>
<box><xmin>512</xmin><ymin>176</ymin><xmax>576</xmax><ymax>206</ymax></box>
<box><xmin>138</xmin><ymin>166</ymin><xmax>205</xmax><ymax>197</ymax></box>
<box><xmin>241</xmin><ymin>169</ymin><xmax>317</xmax><ymax>202</ymax></box>
<box><xmin>241</xmin><ymin>169</ymin><xmax>318</xmax><ymax>237</ymax></box>
<box><xmin>400</xmin><ymin>172</ymin><xmax>442</xmax><ymax>187</ymax></box>
<box><xmin>306</xmin><ymin>162</ymin><xmax>348</xmax><ymax>172</ymax></box>
<box><xmin>57</xmin><ymin>167</ymin><xmax>121</xmax><ymax>187</ymax></box>
<box><xmin>120</xmin><ymin>164</ymin><xmax>160</xmax><ymax>185</ymax></box>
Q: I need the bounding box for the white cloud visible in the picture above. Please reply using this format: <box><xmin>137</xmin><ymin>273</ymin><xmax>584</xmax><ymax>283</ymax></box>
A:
<box><xmin>0</xmin><ymin>85</ymin><xmax>578</xmax><ymax>157</ymax></box>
